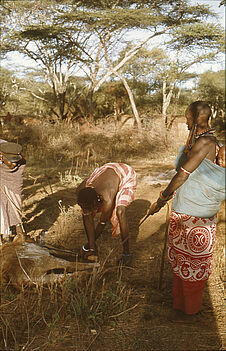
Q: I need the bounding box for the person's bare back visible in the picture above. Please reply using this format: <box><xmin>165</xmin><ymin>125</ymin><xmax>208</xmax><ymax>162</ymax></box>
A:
<box><xmin>89</xmin><ymin>168</ymin><xmax>120</xmax><ymax>202</ymax></box>
<box><xmin>76</xmin><ymin>163</ymin><xmax>136</xmax><ymax>265</ymax></box>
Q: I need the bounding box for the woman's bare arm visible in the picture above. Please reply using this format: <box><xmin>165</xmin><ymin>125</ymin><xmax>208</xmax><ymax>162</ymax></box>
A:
<box><xmin>148</xmin><ymin>137</ymin><xmax>213</xmax><ymax>215</ymax></box>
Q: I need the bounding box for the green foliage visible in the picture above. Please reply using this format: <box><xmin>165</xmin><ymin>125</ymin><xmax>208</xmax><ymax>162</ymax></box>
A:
<box><xmin>0</xmin><ymin>67</ymin><xmax>14</xmax><ymax>109</ymax></box>
<box><xmin>196</xmin><ymin>70</ymin><xmax>225</xmax><ymax>132</ymax></box>
<box><xmin>62</xmin><ymin>270</ymin><xmax>132</xmax><ymax>327</ymax></box>
<box><xmin>119</xmin><ymin>46</ymin><xmax>168</xmax><ymax>83</ymax></box>
<box><xmin>1</xmin><ymin>74</ymin><xmax>47</xmax><ymax>117</ymax></box>
<box><xmin>93</xmin><ymin>80</ymin><xmax>129</xmax><ymax>118</ymax></box>
<box><xmin>0</xmin><ymin>0</ymin><xmax>224</xmax><ymax>123</ymax></box>
<box><xmin>117</xmin><ymin>45</ymin><xmax>198</xmax><ymax>119</ymax></box>
<box><xmin>197</xmin><ymin>70</ymin><xmax>225</xmax><ymax>108</ymax></box>
<box><xmin>171</xmin><ymin>23</ymin><xmax>224</xmax><ymax>50</ymax></box>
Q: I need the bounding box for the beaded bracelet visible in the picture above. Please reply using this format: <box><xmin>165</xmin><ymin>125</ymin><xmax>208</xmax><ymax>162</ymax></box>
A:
<box><xmin>180</xmin><ymin>167</ymin><xmax>191</xmax><ymax>175</ymax></box>
<box><xmin>82</xmin><ymin>245</ymin><xmax>95</xmax><ymax>252</ymax></box>
<box><xmin>158</xmin><ymin>191</ymin><xmax>171</xmax><ymax>202</ymax></box>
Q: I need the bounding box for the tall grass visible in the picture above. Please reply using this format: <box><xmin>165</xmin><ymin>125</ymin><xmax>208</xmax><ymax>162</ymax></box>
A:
<box><xmin>0</xmin><ymin>118</ymin><xmax>186</xmax><ymax>350</ymax></box>
<box><xmin>1</xmin><ymin>118</ymin><xmax>225</xmax><ymax>350</ymax></box>
<box><xmin>3</xmin><ymin>118</ymin><xmax>182</xmax><ymax>180</ymax></box>
<box><xmin>0</xmin><ymin>261</ymin><xmax>133</xmax><ymax>350</ymax></box>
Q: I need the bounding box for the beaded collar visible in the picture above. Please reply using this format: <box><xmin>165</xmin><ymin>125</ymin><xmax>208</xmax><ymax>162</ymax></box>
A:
<box><xmin>195</xmin><ymin>128</ymin><xmax>215</xmax><ymax>138</ymax></box>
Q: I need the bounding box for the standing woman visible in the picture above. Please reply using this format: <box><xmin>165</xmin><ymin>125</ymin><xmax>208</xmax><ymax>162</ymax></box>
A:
<box><xmin>0</xmin><ymin>140</ymin><xmax>26</xmax><ymax>244</ymax></box>
<box><xmin>148</xmin><ymin>101</ymin><xmax>225</xmax><ymax>315</ymax></box>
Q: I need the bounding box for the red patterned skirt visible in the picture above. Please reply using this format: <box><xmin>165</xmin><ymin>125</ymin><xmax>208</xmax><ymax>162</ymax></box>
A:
<box><xmin>168</xmin><ymin>211</ymin><xmax>217</xmax><ymax>314</ymax></box>
<box><xmin>168</xmin><ymin>211</ymin><xmax>217</xmax><ymax>282</ymax></box>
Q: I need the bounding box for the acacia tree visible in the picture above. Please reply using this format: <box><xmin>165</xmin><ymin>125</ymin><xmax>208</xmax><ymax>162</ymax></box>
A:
<box><xmin>120</xmin><ymin>22</ymin><xmax>224</xmax><ymax>129</ymax></box>
<box><xmin>160</xmin><ymin>52</ymin><xmax>216</xmax><ymax>129</ymax></box>
<box><xmin>1</xmin><ymin>0</ymin><xmax>224</xmax><ymax>127</ymax></box>
<box><xmin>196</xmin><ymin>70</ymin><xmax>225</xmax><ymax>120</ymax></box>
<box><xmin>83</xmin><ymin>1</ymin><xmax>224</xmax><ymax>129</ymax></box>
<box><xmin>2</xmin><ymin>2</ymin><xmax>95</xmax><ymax>119</ymax></box>
<box><xmin>116</xmin><ymin>45</ymin><xmax>222</xmax><ymax>128</ymax></box>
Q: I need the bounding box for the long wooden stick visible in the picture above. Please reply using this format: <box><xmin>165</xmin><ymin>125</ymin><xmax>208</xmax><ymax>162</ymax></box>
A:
<box><xmin>0</xmin><ymin>185</ymin><xmax>23</xmax><ymax>216</ymax></box>
<box><xmin>138</xmin><ymin>213</ymin><xmax>151</xmax><ymax>227</ymax></box>
<box><xmin>159</xmin><ymin>203</ymin><xmax>170</xmax><ymax>290</ymax></box>
<box><xmin>138</xmin><ymin>204</ymin><xmax>152</xmax><ymax>227</ymax></box>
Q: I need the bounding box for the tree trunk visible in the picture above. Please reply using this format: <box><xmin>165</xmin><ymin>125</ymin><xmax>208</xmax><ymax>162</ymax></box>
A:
<box><xmin>86</xmin><ymin>89</ymin><xmax>94</xmax><ymax>123</ymax></box>
<box><xmin>100</xmin><ymin>36</ymin><xmax>143</xmax><ymax>131</ymax></box>
<box><xmin>48</xmin><ymin>67</ymin><xmax>70</xmax><ymax>120</ymax></box>
<box><xmin>162</xmin><ymin>79</ymin><xmax>175</xmax><ymax>129</ymax></box>
<box><xmin>119</xmin><ymin>75</ymin><xmax>142</xmax><ymax>131</ymax></box>
<box><xmin>93</xmin><ymin>31</ymin><xmax>165</xmax><ymax>94</ymax></box>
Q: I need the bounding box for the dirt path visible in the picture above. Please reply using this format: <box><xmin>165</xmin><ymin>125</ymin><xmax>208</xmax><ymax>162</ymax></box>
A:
<box><xmin>23</xmin><ymin>159</ymin><xmax>225</xmax><ymax>351</ymax></box>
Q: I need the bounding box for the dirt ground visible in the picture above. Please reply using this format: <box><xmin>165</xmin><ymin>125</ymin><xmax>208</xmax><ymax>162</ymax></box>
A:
<box><xmin>22</xmin><ymin>158</ymin><xmax>225</xmax><ymax>351</ymax></box>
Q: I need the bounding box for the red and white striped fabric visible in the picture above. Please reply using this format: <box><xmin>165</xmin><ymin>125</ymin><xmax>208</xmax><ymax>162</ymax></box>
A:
<box><xmin>0</xmin><ymin>185</ymin><xmax>22</xmax><ymax>236</ymax></box>
<box><xmin>0</xmin><ymin>139</ymin><xmax>25</xmax><ymax>238</ymax></box>
<box><xmin>86</xmin><ymin>163</ymin><xmax>136</xmax><ymax>237</ymax></box>
<box><xmin>168</xmin><ymin>210</ymin><xmax>217</xmax><ymax>282</ymax></box>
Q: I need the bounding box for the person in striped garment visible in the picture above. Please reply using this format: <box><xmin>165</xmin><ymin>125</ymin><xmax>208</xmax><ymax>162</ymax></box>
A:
<box><xmin>76</xmin><ymin>163</ymin><xmax>136</xmax><ymax>264</ymax></box>
<box><xmin>148</xmin><ymin>101</ymin><xmax>225</xmax><ymax>316</ymax></box>
<box><xmin>0</xmin><ymin>140</ymin><xmax>26</xmax><ymax>244</ymax></box>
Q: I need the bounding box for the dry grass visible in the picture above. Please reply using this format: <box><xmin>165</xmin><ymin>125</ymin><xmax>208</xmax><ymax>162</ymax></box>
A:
<box><xmin>0</xmin><ymin>255</ymin><xmax>134</xmax><ymax>351</ymax></box>
<box><xmin>0</xmin><ymin>119</ymin><xmax>225</xmax><ymax>351</ymax></box>
<box><xmin>4</xmin><ymin>118</ymin><xmax>183</xmax><ymax>180</ymax></box>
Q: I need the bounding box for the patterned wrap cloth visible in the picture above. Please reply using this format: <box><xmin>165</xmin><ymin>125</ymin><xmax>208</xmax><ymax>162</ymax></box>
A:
<box><xmin>86</xmin><ymin>163</ymin><xmax>136</xmax><ymax>237</ymax></box>
<box><xmin>0</xmin><ymin>139</ymin><xmax>25</xmax><ymax>237</ymax></box>
<box><xmin>168</xmin><ymin>143</ymin><xmax>225</xmax><ymax>283</ymax></box>
<box><xmin>168</xmin><ymin>211</ymin><xmax>217</xmax><ymax>282</ymax></box>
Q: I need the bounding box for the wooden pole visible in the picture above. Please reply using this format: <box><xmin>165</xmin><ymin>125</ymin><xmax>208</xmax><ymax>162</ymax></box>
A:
<box><xmin>159</xmin><ymin>203</ymin><xmax>170</xmax><ymax>290</ymax></box>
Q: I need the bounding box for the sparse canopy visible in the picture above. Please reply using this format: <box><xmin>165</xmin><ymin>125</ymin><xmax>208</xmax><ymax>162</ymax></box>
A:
<box><xmin>0</xmin><ymin>0</ymin><xmax>224</xmax><ymax>123</ymax></box>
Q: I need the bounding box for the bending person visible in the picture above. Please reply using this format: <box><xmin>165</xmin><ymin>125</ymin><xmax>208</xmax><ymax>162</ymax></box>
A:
<box><xmin>148</xmin><ymin>101</ymin><xmax>225</xmax><ymax>315</ymax></box>
<box><xmin>76</xmin><ymin>162</ymin><xmax>136</xmax><ymax>264</ymax></box>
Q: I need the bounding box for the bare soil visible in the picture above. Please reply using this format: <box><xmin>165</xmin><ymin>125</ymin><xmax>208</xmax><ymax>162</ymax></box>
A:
<box><xmin>5</xmin><ymin>158</ymin><xmax>226</xmax><ymax>351</ymax></box>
